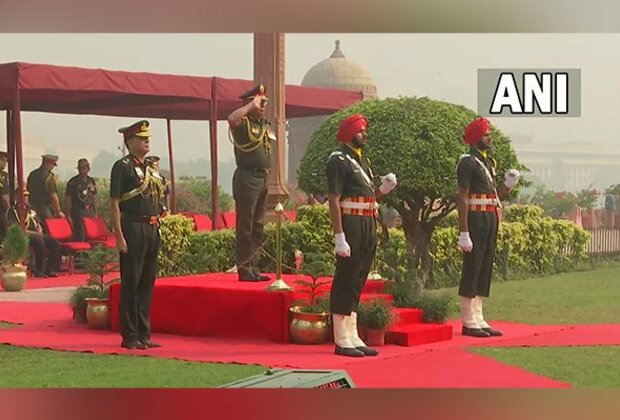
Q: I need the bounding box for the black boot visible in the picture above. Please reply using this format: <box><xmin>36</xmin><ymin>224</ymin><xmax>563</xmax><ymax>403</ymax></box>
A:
<box><xmin>462</xmin><ymin>326</ymin><xmax>491</xmax><ymax>338</ymax></box>
<box><xmin>335</xmin><ymin>345</ymin><xmax>365</xmax><ymax>357</ymax></box>
<box><xmin>482</xmin><ymin>327</ymin><xmax>503</xmax><ymax>336</ymax></box>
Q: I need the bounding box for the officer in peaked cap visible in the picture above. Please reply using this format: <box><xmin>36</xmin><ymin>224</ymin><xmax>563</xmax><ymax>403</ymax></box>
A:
<box><xmin>227</xmin><ymin>84</ymin><xmax>276</xmax><ymax>282</ymax></box>
<box><xmin>26</xmin><ymin>154</ymin><xmax>65</xmax><ymax>222</ymax></box>
<box><xmin>110</xmin><ymin>119</ymin><xmax>167</xmax><ymax>350</ymax></box>
<box><xmin>65</xmin><ymin>158</ymin><xmax>97</xmax><ymax>241</ymax></box>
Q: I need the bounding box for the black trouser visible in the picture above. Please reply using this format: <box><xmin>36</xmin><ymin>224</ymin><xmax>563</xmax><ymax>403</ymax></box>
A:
<box><xmin>119</xmin><ymin>219</ymin><xmax>161</xmax><ymax>343</ymax></box>
<box><xmin>71</xmin><ymin>209</ymin><xmax>95</xmax><ymax>242</ymax></box>
<box><xmin>232</xmin><ymin>167</ymin><xmax>268</xmax><ymax>274</ymax></box>
<box><xmin>459</xmin><ymin>211</ymin><xmax>498</xmax><ymax>298</ymax></box>
<box><xmin>330</xmin><ymin>214</ymin><xmax>377</xmax><ymax>315</ymax></box>
<box><xmin>28</xmin><ymin>233</ymin><xmax>60</xmax><ymax>273</ymax></box>
<box><xmin>32</xmin><ymin>204</ymin><xmax>53</xmax><ymax>228</ymax></box>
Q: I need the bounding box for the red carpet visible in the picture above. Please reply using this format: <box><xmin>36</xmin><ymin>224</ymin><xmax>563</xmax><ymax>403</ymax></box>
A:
<box><xmin>473</xmin><ymin>324</ymin><xmax>620</xmax><ymax>347</ymax></box>
<box><xmin>22</xmin><ymin>272</ymin><xmax>98</xmax><ymax>289</ymax></box>
<box><xmin>1</xmin><ymin>301</ymin><xmax>599</xmax><ymax>388</ymax></box>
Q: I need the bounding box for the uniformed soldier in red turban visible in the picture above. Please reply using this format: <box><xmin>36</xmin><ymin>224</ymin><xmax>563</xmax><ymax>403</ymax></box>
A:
<box><xmin>456</xmin><ymin>117</ymin><xmax>520</xmax><ymax>338</ymax></box>
<box><xmin>326</xmin><ymin>114</ymin><xmax>397</xmax><ymax>357</ymax></box>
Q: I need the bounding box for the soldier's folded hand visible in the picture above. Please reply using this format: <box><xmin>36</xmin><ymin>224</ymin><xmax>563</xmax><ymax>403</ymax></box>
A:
<box><xmin>504</xmin><ymin>169</ymin><xmax>520</xmax><ymax>189</ymax></box>
<box><xmin>379</xmin><ymin>173</ymin><xmax>397</xmax><ymax>194</ymax></box>
<box><xmin>458</xmin><ymin>232</ymin><xmax>474</xmax><ymax>252</ymax></box>
<box><xmin>117</xmin><ymin>237</ymin><xmax>129</xmax><ymax>254</ymax></box>
<box><xmin>334</xmin><ymin>232</ymin><xmax>351</xmax><ymax>257</ymax></box>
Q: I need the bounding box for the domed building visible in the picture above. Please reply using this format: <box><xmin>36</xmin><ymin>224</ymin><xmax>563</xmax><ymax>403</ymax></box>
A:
<box><xmin>287</xmin><ymin>40</ymin><xmax>377</xmax><ymax>187</ymax></box>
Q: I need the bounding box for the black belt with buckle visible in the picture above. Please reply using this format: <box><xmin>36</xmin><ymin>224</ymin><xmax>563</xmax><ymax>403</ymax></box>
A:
<box><xmin>122</xmin><ymin>213</ymin><xmax>159</xmax><ymax>225</ymax></box>
<box><xmin>240</xmin><ymin>166</ymin><xmax>270</xmax><ymax>175</ymax></box>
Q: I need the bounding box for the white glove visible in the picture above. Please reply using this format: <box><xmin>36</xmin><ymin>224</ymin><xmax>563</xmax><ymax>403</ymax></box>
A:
<box><xmin>504</xmin><ymin>169</ymin><xmax>520</xmax><ymax>189</ymax></box>
<box><xmin>335</xmin><ymin>232</ymin><xmax>351</xmax><ymax>258</ymax></box>
<box><xmin>458</xmin><ymin>232</ymin><xmax>473</xmax><ymax>252</ymax></box>
<box><xmin>379</xmin><ymin>173</ymin><xmax>397</xmax><ymax>194</ymax></box>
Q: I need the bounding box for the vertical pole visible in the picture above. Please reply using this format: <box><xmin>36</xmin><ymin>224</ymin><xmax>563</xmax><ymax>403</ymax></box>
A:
<box><xmin>166</xmin><ymin>119</ymin><xmax>176</xmax><ymax>213</ymax></box>
<box><xmin>209</xmin><ymin>77</ymin><xmax>220</xmax><ymax>228</ymax></box>
<box><xmin>13</xmin><ymin>87</ymin><xmax>25</xmax><ymax>225</ymax></box>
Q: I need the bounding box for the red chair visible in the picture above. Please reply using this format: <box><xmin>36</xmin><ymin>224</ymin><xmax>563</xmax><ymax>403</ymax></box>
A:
<box><xmin>221</xmin><ymin>212</ymin><xmax>237</xmax><ymax>229</ymax></box>
<box><xmin>44</xmin><ymin>218</ymin><xmax>92</xmax><ymax>274</ymax></box>
<box><xmin>83</xmin><ymin>217</ymin><xmax>116</xmax><ymax>249</ymax></box>
<box><xmin>191</xmin><ymin>214</ymin><xmax>212</xmax><ymax>232</ymax></box>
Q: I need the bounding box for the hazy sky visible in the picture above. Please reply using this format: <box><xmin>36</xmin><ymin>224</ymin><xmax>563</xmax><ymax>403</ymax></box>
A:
<box><xmin>1</xmin><ymin>33</ymin><xmax>619</xmax><ymax>178</ymax></box>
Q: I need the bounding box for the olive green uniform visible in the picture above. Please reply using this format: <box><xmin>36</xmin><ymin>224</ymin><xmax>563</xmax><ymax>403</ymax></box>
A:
<box><xmin>230</xmin><ymin>117</ymin><xmax>275</xmax><ymax>279</ymax></box>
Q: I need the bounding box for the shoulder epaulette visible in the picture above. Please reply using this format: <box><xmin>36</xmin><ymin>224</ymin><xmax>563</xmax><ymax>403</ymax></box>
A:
<box><xmin>328</xmin><ymin>151</ymin><xmax>345</xmax><ymax>161</ymax></box>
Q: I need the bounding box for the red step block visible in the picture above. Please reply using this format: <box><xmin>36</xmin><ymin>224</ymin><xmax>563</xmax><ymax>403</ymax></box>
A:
<box><xmin>392</xmin><ymin>307</ymin><xmax>424</xmax><ymax>326</ymax></box>
<box><xmin>386</xmin><ymin>323</ymin><xmax>453</xmax><ymax>346</ymax></box>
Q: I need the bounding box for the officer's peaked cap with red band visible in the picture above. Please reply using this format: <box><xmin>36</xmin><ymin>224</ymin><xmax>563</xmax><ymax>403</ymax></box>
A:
<box><xmin>337</xmin><ymin>114</ymin><xmax>368</xmax><ymax>143</ymax></box>
<box><xmin>464</xmin><ymin>117</ymin><xmax>491</xmax><ymax>145</ymax></box>
<box><xmin>118</xmin><ymin>120</ymin><xmax>151</xmax><ymax>141</ymax></box>
<box><xmin>239</xmin><ymin>84</ymin><xmax>268</xmax><ymax>100</ymax></box>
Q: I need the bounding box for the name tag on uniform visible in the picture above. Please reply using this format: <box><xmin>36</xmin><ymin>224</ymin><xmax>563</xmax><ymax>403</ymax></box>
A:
<box><xmin>135</xmin><ymin>167</ymin><xmax>144</xmax><ymax>178</ymax></box>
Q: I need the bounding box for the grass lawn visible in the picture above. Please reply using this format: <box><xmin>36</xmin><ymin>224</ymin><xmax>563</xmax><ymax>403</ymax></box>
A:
<box><xmin>0</xmin><ymin>344</ymin><xmax>266</xmax><ymax>388</ymax></box>
<box><xmin>470</xmin><ymin>346</ymin><xmax>620</xmax><ymax>387</ymax></box>
<box><xmin>441</xmin><ymin>264</ymin><xmax>620</xmax><ymax>324</ymax></box>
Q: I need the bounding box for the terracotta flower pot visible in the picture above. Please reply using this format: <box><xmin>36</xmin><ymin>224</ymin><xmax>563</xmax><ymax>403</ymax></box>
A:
<box><xmin>365</xmin><ymin>328</ymin><xmax>386</xmax><ymax>346</ymax></box>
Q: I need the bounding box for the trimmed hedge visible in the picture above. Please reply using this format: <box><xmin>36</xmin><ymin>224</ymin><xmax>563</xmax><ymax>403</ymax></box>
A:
<box><xmin>160</xmin><ymin>204</ymin><xmax>591</xmax><ymax>289</ymax></box>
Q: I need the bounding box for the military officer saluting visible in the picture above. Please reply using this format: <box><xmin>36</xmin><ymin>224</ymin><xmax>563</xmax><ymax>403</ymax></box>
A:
<box><xmin>27</xmin><ymin>154</ymin><xmax>65</xmax><ymax>221</ymax></box>
<box><xmin>326</xmin><ymin>114</ymin><xmax>397</xmax><ymax>357</ymax></box>
<box><xmin>456</xmin><ymin>117</ymin><xmax>520</xmax><ymax>338</ymax></box>
<box><xmin>110</xmin><ymin>120</ymin><xmax>167</xmax><ymax>350</ymax></box>
<box><xmin>227</xmin><ymin>84</ymin><xmax>276</xmax><ymax>282</ymax></box>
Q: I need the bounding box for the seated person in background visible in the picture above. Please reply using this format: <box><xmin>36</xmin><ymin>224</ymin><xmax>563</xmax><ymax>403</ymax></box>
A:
<box><xmin>7</xmin><ymin>188</ymin><xmax>61</xmax><ymax>278</ymax></box>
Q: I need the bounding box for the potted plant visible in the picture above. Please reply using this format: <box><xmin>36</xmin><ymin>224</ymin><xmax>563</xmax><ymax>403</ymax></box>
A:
<box><xmin>358</xmin><ymin>298</ymin><xmax>395</xmax><ymax>346</ymax></box>
<box><xmin>69</xmin><ymin>244</ymin><xmax>119</xmax><ymax>328</ymax></box>
<box><xmin>289</xmin><ymin>252</ymin><xmax>333</xmax><ymax>344</ymax></box>
<box><xmin>1</xmin><ymin>224</ymin><xmax>30</xmax><ymax>291</ymax></box>
<box><xmin>412</xmin><ymin>292</ymin><xmax>457</xmax><ymax>324</ymax></box>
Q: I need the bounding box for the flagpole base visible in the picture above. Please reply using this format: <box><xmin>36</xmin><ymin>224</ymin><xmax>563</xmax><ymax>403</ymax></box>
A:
<box><xmin>265</xmin><ymin>278</ymin><xmax>293</xmax><ymax>291</ymax></box>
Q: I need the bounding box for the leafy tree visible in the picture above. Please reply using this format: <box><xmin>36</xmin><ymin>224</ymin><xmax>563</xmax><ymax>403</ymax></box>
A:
<box><xmin>298</xmin><ymin>97</ymin><xmax>524</xmax><ymax>290</ymax></box>
<box><xmin>175</xmin><ymin>176</ymin><xmax>233</xmax><ymax>215</ymax></box>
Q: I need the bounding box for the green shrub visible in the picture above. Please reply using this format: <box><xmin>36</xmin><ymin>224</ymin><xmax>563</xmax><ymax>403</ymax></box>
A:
<box><xmin>185</xmin><ymin>229</ymin><xmax>236</xmax><ymax>273</ymax></box>
<box><xmin>411</xmin><ymin>292</ymin><xmax>457</xmax><ymax>323</ymax></box>
<box><xmin>158</xmin><ymin>214</ymin><xmax>195</xmax><ymax>276</ymax></box>
<box><xmin>2</xmin><ymin>225</ymin><xmax>29</xmax><ymax>264</ymax></box>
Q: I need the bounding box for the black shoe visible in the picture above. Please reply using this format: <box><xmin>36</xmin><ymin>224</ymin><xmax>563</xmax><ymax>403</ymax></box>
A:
<box><xmin>121</xmin><ymin>340</ymin><xmax>148</xmax><ymax>350</ymax></box>
<box><xmin>356</xmin><ymin>346</ymin><xmax>379</xmax><ymax>356</ymax></box>
<box><xmin>251</xmin><ymin>268</ymin><xmax>271</xmax><ymax>281</ymax></box>
<box><xmin>140</xmin><ymin>340</ymin><xmax>162</xmax><ymax>348</ymax></box>
<box><xmin>45</xmin><ymin>271</ymin><xmax>58</xmax><ymax>278</ymax></box>
<box><xmin>461</xmin><ymin>326</ymin><xmax>491</xmax><ymax>338</ymax></box>
<box><xmin>34</xmin><ymin>271</ymin><xmax>48</xmax><ymax>278</ymax></box>
<box><xmin>239</xmin><ymin>271</ymin><xmax>262</xmax><ymax>282</ymax></box>
<box><xmin>334</xmin><ymin>345</ymin><xmax>365</xmax><ymax>357</ymax></box>
<box><xmin>482</xmin><ymin>327</ymin><xmax>503</xmax><ymax>337</ymax></box>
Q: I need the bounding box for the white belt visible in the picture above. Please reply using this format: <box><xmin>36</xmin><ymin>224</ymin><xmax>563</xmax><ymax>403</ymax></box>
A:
<box><xmin>340</xmin><ymin>201</ymin><xmax>379</xmax><ymax>210</ymax></box>
<box><xmin>467</xmin><ymin>198</ymin><xmax>500</xmax><ymax>206</ymax></box>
